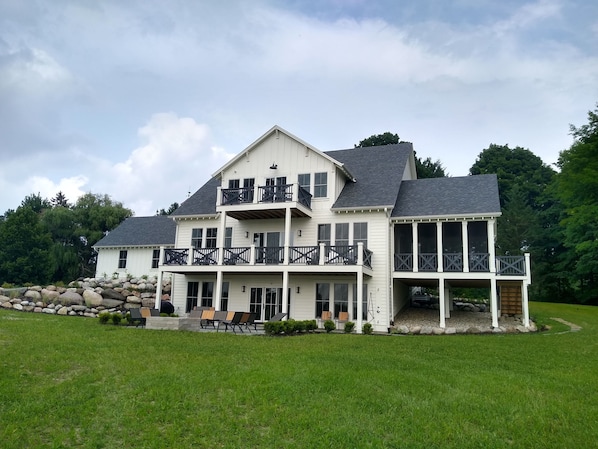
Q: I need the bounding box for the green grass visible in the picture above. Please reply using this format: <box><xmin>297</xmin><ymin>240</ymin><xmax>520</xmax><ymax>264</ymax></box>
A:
<box><xmin>1</xmin><ymin>303</ymin><xmax>598</xmax><ymax>448</ymax></box>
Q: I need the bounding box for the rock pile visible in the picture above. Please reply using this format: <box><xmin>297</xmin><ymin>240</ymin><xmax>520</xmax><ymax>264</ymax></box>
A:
<box><xmin>0</xmin><ymin>276</ymin><xmax>172</xmax><ymax>319</ymax></box>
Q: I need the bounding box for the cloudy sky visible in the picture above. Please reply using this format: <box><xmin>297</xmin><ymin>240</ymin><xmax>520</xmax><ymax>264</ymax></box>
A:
<box><xmin>1</xmin><ymin>0</ymin><xmax>597</xmax><ymax>216</ymax></box>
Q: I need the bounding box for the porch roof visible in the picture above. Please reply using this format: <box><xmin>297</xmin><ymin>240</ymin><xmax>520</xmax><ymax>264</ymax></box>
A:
<box><xmin>391</xmin><ymin>174</ymin><xmax>501</xmax><ymax>218</ymax></box>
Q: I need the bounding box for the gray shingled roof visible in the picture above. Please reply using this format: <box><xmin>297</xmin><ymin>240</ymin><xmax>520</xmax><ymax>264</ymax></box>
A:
<box><xmin>391</xmin><ymin>174</ymin><xmax>501</xmax><ymax>218</ymax></box>
<box><xmin>93</xmin><ymin>216</ymin><xmax>176</xmax><ymax>247</ymax></box>
<box><xmin>170</xmin><ymin>176</ymin><xmax>219</xmax><ymax>217</ymax></box>
<box><xmin>326</xmin><ymin>143</ymin><xmax>413</xmax><ymax>209</ymax></box>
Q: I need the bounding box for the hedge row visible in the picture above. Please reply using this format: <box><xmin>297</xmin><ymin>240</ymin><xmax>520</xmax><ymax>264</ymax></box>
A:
<box><xmin>264</xmin><ymin>319</ymin><xmax>318</xmax><ymax>335</ymax></box>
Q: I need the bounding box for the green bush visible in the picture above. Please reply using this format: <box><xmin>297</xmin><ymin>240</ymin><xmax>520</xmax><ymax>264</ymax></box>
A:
<box><xmin>98</xmin><ymin>312</ymin><xmax>111</xmax><ymax>324</ymax></box>
<box><xmin>324</xmin><ymin>320</ymin><xmax>336</xmax><ymax>333</ymax></box>
<box><xmin>305</xmin><ymin>320</ymin><xmax>317</xmax><ymax>332</ymax></box>
<box><xmin>264</xmin><ymin>321</ymin><xmax>284</xmax><ymax>335</ymax></box>
<box><xmin>283</xmin><ymin>319</ymin><xmax>297</xmax><ymax>335</ymax></box>
<box><xmin>362</xmin><ymin>323</ymin><xmax>373</xmax><ymax>335</ymax></box>
<box><xmin>344</xmin><ymin>321</ymin><xmax>355</xmax><ymax>333</ymax></box>
<box><xmin>264</xmin><ymin>319</ymin><xmax>315</xmax><ymax>336</ymax></box>
<box><xmin>111</xmin><ymin>313</ymin><xmax>122</xmax><ymax>325</ymax></box>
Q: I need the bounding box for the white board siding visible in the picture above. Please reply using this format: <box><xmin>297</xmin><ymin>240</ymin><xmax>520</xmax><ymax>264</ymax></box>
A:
<box><xmin>95</xmin><ymin>247</ymin><xmax>161</xmax><ymax>278</ymax></box>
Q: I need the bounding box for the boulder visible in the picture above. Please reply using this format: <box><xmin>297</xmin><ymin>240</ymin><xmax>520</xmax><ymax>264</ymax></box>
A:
<box><xmin>1</xmin><ymin>302</ymin><xmax>13</xmax><ymax>309</ymax></box>
<box><xmin>126</xmin><ymin>295</ymin><xmax>142</xmax><ymax>304</ymax></box>
<box><xmin>57</xmin><ymin>307</ymin><xmax>69</xmax><ymax>316</ymax></box>
<box><xmin>12</xmin><ymin>303</ymin><xmax>23</xmax><ymax>311</ymax></box>
<box><xmin>59</xmin><ymin>290</ymin><xmax>84</xmax><ymax>306</ymax></box>
<box><xmin>41</xmin><ymin>289</ymin><xmax>60</xmax><ymax>302</ymax></box>
<box><xmin>101</xmin><ymin>298</ymin><xmax>124</xmax><ymax>308</ymax></box>
<box><xmin>101</xmin><ymin>289</ymin><xmax>126</xmax><ymax>301</ymax></box>
<box><xmin>444</xmin><ymin>327</ymin><xmax>457</xmax><ymax>335</ymax></box>
<box><xmin>0</xmin><ymin>294</ymin><xmax>10</xmax><ymax>303</ymax></box>
<box><xmin>24</xmin><ymin>290</ymin><xmax>42</xmax><ymax>301</ymax></box>
<box><xmin>83</xmin><ymin>290</ymin><xmax>103</xmax><ymax>307</ymax></box>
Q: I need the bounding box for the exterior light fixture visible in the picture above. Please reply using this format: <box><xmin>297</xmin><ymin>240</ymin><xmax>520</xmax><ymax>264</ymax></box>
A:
<box><xmin>297</xmin><ymin>230</ymin><xmax>302</xmax><ymax>237</ymax></box>
<box><xmin>269</xmin><ymin>163</ymin><xmax>277</xmax><ymax>169</ymax></box>
<box><xmin>296</xmin><ymin>286</ymin><xmax>300</xmax><ymax>294</ymax></box>
<box><xmin>242</xmin><ymin>285</ymin><xmax>246</xmax><ymax>293</ymax></box>
<box><xmin>245</xmin><ymin>231</ymin><xmax>249</xmax><ymax>238</ymax></box>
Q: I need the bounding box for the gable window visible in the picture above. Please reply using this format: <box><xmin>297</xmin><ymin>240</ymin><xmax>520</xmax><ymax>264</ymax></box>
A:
<box><xmin>151</xmin><ymin>249</ymin><xmax>160</xmax><ymax>269</ymax></box>
<box><xmin>298</xmin><ymin>173</ymin><xmax>311</xmax><ymax>194</ymax></box>
<box><xmin>318</xmin><ymin>224</ymin><xmax>331</xmax><ymax>247</ymax></box>
<box><xmin>201</xmin><ymin>282</ymin><xmax>214</xmax><ymax>308</ymax></box>
<box><xmin>186</xmin><ymin>281</ymin><xmax>199</xmax><ymax>313</ymax></box>
<box><xmin>206</xmin><ymin>228</ymin><xmax>217</xmax><ymax>248</ymax></box>
<box><xmin>228</xmin><ymin>179</ymin><xmax>240</xmax><ymax>189</ymax></box>
<box><xmin>335</xmin><ymin>223</ymin><xmax>349</xmax><ymax>247</ymax></box>
<box><xmin>224</xmin><ymin>227</ymin><xmax>233</xmax><ymax>248</ymax></box>
<box><xmin>118</xmin><ymin>250</ymin><xmax>127</xmax><ymax>269</ymax></box>
<box><xmin>314</xmin><ymin>172</ymin><xmax>328</xmax><ymax>198</ymax></box>
<box><xmin>354</xmin><ymin>222</ymin><xmax>368</xmax><ymax>247</ymax></box>
<box><xmin>191</xmin><ymin>228</ymin><xmax>203</xmax><ymax>249</ymax></box>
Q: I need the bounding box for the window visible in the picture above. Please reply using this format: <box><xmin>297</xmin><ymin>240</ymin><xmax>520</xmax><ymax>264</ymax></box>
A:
<box><xmin>206</xmin><ymin>228</ymin><xmax>217</xmax><ymax>248</ymax></box>
<box><xmin>315</xmin><ymin>283</ymin><xmax>330</xmax><ymax>318</ymax></box>
<box><xmin>298</xmin><ymin>173</ymin><xmax>311</xmax><ymax>193</ymax></box>
<box><xmin>201</xmin><ymin>282</ymin><xmax>214</xmax><ymax>308</ymax></box>
<box><xmin>151</xmin><ymin>249</ymin><xmax>160</xmax><ymax>269</ymax></box>
<box><xmin>354</xmin><ymin>222</ymin><xmax>368</xmax><ymax>247</ymax></box>
<box><xmin>352</xmin><ymin>284</ymin><xmax>368</xmax><ymax>320</ymax></box>
<box><xmin>314</xmin><ymin>172</ymin><xmax>327</xmax><ymax>198</ymax></box>
<box><xmin>318</xmin><ymin>224</ymin><xmax>331</xmax><ymax>246</ymax></box>
<box><xmin>243</xmin><ymin>178</ymin><xmax>255</xmax><ymax>202</ymax></box>
<box><xmin>334</xmin><ymin>284</ymin><xmax>349</xmax><ymax>318</ymax></box>
<box><xmin>335</xmin><ymin>223</ymin><xmax>349</xmax><ymax>246</ymax></box>
<box><xmin>191</xmin><ymin>228</ymin><xmax>202</xmax><ymax>249</ymax></box>
<box><xmin>118</xmin><ymin>250</ymin><xmax>127</xmax><ymax>269</ymax></box>
<box><xmin>224</xmin><ymin>227</ymin><xmax>233</xmax><ymax>248</ymax></box>
<box><xmin>221</xmin><ymin>282</ymin><xmax>229</xmax><ymax>310</ymax></box>
<box><xmin>186</xmin><ymin>281</ymin><xmax>199</xmax><ymax>313</ymax></box>
<box><xmin>228</xmin><ymin>179</ymin><xmax>240</xmax><ymax>189</ymax></box>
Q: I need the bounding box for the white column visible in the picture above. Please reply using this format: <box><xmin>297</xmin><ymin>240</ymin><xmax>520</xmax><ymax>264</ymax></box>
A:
<box><xmin>214</xmin><ymin>271</ymin><xmax>223</xmax><ymax>311</ymax></box>
<box><xmin>154</xmin><ymin>269</ymin><xmax>163</xmax><ymax>309</ymax></box>
<box><xmin>356</xmin><ymin>271</ymin><xmax>363</xmax><ymax>334</ymax></box>
<box><xmin>282</xmin><ymin>271</ymin><xmax>289</xmax><ymax>315</ymax></box>
<box><xmin>490</xmin><ymin>280</ymin><xmax>499</xmax><ymax>328</ymax></box>
<box><xmin>462</xmin><ymin>221</ymin><xmax>469</xmax><ymax>273</ymax></box>
<box><xmin>438</xmin><ymin>278</ymin><xmax>446</xmax><ymax>328</ymax></box>
<box><xmin>217</xmin><ymin>212</ymin><xmax>227</xmax><ymax>265</ymax></box>
<box><xmin>488</xmin><ymin>219</ymin><xmax>497</xmax><ymax>273</ymax></box>
<box><xmin>412</xmin><ymin>222</ymin><xmax>419</xmax><ymax>272</ymax></box>
<box><xmin>188</xmin><ymin>246</ymin><xmax>194</xmax><ymax>265</ymax></box>
<box><xmin>436</xmin><ymin>222</ymin><xmax>443</xmax><ymax>273</ymax></box>
<box><xmin>522</xmin><ymin>280</ymin><xmax>530</xmax><ymax>328</ymax></box>
<box><xmin>357</xmin><ymin>242</ymin><xmax>364</xmax><ymax>265</ymax></box>
<box><xmin>445</xmin><ymin>284</ymin><xmax>451</xmax><ymax>319</ymax></box>
<box><xmin>283</xmin><ymin>207</ymin><xmax>291</xmax><ymax>265</ymax></box>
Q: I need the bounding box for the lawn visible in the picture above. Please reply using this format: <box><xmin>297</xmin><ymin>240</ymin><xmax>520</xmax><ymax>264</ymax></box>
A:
<box><xmin>1</xmin><ymin>303</ymin><xmax>597</xmax><ymax>449</ymax></box>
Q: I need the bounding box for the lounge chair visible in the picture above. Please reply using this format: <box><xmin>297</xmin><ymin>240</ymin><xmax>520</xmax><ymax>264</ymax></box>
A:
<box><xmin>218</xmin><ymin>311</ymin><xmax>244</xmax><ymax>333</ymax></box>
<box><xmin>239</xmin><ymin>312</ymin><xmax>258</xmax><ymax>332</ymax></box>
<box><xmin>268</xmin><ymin>312</ymin><xmax>287</xmax><ymax>322</ymax></box>
<box><xmin>200</xmin><ymin>309</ymin><xmax>216</xmax><ymax>328</ymax></box>
<box><xmin>130</xmin><ymin>307</ymin><xmax>145</xmax><ymax>327</ymax></box>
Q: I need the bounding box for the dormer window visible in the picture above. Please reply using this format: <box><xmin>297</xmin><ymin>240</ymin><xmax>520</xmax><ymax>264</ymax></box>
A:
<box><xmin>314</xmin><ymin>172</ymin><xmax>328</xmax><ymax>198</ymax></box>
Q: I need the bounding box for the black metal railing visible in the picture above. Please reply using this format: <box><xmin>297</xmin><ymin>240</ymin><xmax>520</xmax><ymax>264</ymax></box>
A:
<box><xmin>255</xmin><ymin>246</ymin><xmax>284</xmax><ymax>264</ymax></box>
<box><xmin>327</xmin><ymin>245</ymin><xmax>357</xmax><ymax>265</ymax></box>
<box><xmin>192</xmin><ymin>248</ymin><xmax>218</xmax><ymax>265</ymax></box>
<box><xmin>289</xmin><ymin>246</ymin><xmax>320</xmax><ymax>264</ymax></box>
<box><xmin>469</xmin><ymin>253</ymin><xmax>490</xmax><ymax>272</ymax></box>
<box><xmin>443</xmin><ymin>253</ymin><xmax>463</xmax><ymax>272</ymax></box>
<box><xmin>259</xmin><ymin>184</ymin><xmax>293</xmax><ymax>203</ymax></box>
<box><xmin>419</xmin><ymin>253</ymin><xmax>438</xmax><ymax>271</ymax></box>
<box><xmin>223</xmin><ymin>247</ymin><xmax>250</xmax><ymax>265</ymax></box>
<box><xmin>298</xmin><ymin>186</ymin><xmax>312</xmax><ymax>209</ymax></box>
<box><xmin>496</xmin><ymin>256</ymin><xmax>526</xmax><ymax>275</ymax></box>
<box><xmin>363</xmin><ymin>248</ymin><xmax>373</xmax><ymax>269</ymax></box>
<box><xmin>221</xmin><ymin>187</ymin><xmax>254</xmax><ymax>205</ymax></box>
<box><xmin>164</xmin><ymin>249</ymin><xmax>188</xmax><ymax>265</ymax></box>
<box><xmin>394</xmin><ymin>253</ymin><xmax>413</xmax><ymax>271</ymax></box>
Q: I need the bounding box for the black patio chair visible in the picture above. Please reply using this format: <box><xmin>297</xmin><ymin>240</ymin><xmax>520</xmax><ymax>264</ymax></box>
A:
<box><xmin>129</xmin><ymin>307</ymin><xmax>145</xmax><ymax>327</ymax></box>
<box><xmin>218</xmin><ymin>311</ymin><xmax>244</xmax><ymax>333</ymax></box>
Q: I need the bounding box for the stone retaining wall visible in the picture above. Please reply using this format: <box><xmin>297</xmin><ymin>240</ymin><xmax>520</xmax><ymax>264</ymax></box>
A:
<box><xmin>0</xmin><ymin>276</ymin><xmax>172</xmax><ymax>318</ymax></box>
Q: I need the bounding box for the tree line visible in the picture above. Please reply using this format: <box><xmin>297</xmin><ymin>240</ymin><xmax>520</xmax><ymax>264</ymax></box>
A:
<box><xmin>1</xmin><ymin>106</ymin><xmax>596</xmax><ymax>304</ymax></box>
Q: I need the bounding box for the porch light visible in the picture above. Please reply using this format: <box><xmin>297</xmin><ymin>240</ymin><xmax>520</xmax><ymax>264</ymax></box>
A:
<box><xmin>242</xmin><ymin>285</ymin><xmax>246</xmax><ymax>292</ymax></box>
<box><xmin>297</xmin><ymin>229</ymin><xmax>302</xmax><ymax>237</ymax></box>
<box><xmin>245</xmin><ymin>231</ymin><xmax>249</xmax><ymax>238</ymax></box>
<box><xmin>296</xmin><ymin>286</ymin><xmax>300</xmax><ymax>294</ymax></box>
<box><xmin>269</xmin><ymin>162</ymin><xmax>278</xmax><ymax>169</ymax></box>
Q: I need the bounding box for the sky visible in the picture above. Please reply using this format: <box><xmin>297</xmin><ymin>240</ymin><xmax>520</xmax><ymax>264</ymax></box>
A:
<box><xmin>1</xmin><ymin>0</ymin><xmax>597</xmax><ymax>216</ymax></box>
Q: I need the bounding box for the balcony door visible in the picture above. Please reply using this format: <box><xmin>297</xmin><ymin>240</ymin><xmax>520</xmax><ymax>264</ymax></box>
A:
<box><xmin>265</xmin><ymin>177</ymin><xmax>287</xmax><ymax>202</ymax></box>
<box><xmin>254</xmin><ymin>232</ymin><xmax>282</xmax><ymax>264</ymax></box>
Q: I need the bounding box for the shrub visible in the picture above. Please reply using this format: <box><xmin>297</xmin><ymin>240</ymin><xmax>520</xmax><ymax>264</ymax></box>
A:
<box><xmin>344</xmin><ymin>321</ymin><xmax>355</xmax><ymax>333</ymax></box>
<box><xmin>362</xmin><ymin>323</ymin><xmax>373</xmax><ymax>335</ymax></box>
<box><xmin>305</xmin><ymin>320</ymin><xmax>317</xmax><ymax>332</ymax></box>
<box><xmin>111</xmin><ymin>313</ymin><xmax>122</xmax><ymax>325</ymax></box>
<box><xmin>294</xmin><ymin>320</ymin><xmax>306</xmax><ymax>333</ymax></box>
<box><xmin>324</xmin><ymin>320</ymin><xmax>336</xmax><ymax>333</ymax></box>
<box><xmin>98</xmin><ymin>312</ymin><xmax>111</xmax><ymax>324</ymax></box>
<box><xmin>283</xmin><ymin>319</ymin><xmax>297</xmax><ymax>335</ymax></box>
<box><xmin>1</xmin><ymin>282</ymin><xmax>14</xmax><ymax>289</ymax></box>
<box><xmin>264</xmin><ymin>321</ymin><xmax>284</xmax><ymax>335</ymax></box>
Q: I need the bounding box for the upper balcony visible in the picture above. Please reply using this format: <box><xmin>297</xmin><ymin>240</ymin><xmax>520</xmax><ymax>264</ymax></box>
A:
<box><xmin>394</xmin><ymin>252</ymin><xmax>529</xmax><ymax>277</ymax></box>
<box><xmin>161</xmin><ymin>243</ymin><xmax>373</xmax><ymax>270</ymax></box>
<box><xmin>216</xmin><ymin>184</ymin><xmax>313</xmax><ymax>220</ymax></box>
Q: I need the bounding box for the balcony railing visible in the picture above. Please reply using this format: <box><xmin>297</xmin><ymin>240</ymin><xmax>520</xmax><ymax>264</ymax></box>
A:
<box><xmin>161</xmin><ymin>244</ymin><xmax>371</xmax><ymax>268</ymax></box>
<box><xmin>220</xmin><ymin>184</ymin><xmax>312</xmax><ymax>209</ymax></box>
<box><xmin>393</xmin><ymin>251</ymin><xmax>527</xmax><ymax>276</ymax></box>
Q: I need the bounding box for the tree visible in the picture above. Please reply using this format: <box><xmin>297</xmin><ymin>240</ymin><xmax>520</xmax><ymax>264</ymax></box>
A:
<box><xmin>554</xmin><ymin>104</ymin><xmax>598</xmax><ymax>303</ymax></box>
<box><xmin>20</xmin><ymin>193</ymin><xmax>51</xmax><ymax>214</ymax></box>
<box><xmin>0</xmin><ymin>207</ymin><xmax>53</xmax><ymax>285</ymax></box>
<box><xmin>157</xmin><ymin>202</ymin><xmax>179</xmax><ymax>215</ymax></box>
<box><xmin>355</xmin><ymin>132</ymin><xmax>446</xmax><ymax>178</ymax></box>
<box><xmin>72</xmin><ymin>193</ymin><xmax>133</xmax><ymax>277</ymax></box>
<box><xmin>51</xmin><ymin>191</ymin><xmax>70</xmax><ymax>208</ymax></box>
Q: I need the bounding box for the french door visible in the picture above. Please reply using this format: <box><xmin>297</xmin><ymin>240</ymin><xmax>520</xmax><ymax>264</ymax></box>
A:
<box><xmin>250</xmin><ymin>287</ymin><xmax>282</xmax><ymax>321</ymax></box>
<box><xmin>254</xmin><ymin>231</ymin><xmax>282</xmax><ymax>264</ymax></box>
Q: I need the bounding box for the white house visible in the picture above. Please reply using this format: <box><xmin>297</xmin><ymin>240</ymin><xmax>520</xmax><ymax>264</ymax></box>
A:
<box><xmin>93</xmin><ymin>216</ymin><xmax>176</xmax><ymax>279</ymax></box>
<box><xmin>146</xmin><ymin>126</ymin><xmax>531</xmax><ymax>333</ymax></box>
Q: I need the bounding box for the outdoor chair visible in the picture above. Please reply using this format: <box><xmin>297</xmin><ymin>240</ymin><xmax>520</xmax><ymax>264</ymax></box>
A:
<box><xmin>209</xmin><ymin>310</ymin><xmax>229</xmax><ymax>328</ymax></box>
<box><xmin>199</xmin><ymin>309</ymin><xmax>216</xmax><ymax>328</ymax></box>
<box><xmin>150</xmin><ymin>308</ymin><xmax>160</xmax><ymax>317</ymax></box>
<box><xmin>218</xmin><ymin>311</ymin><xmax>245</xmax><ymax>333</ymax></box>
<box><xmin>130</xmin><ymin>307</ymin><xmax>145</xmax><ymax>327</ymax></box>
<box><xmin>140</xmin><ymin>307</ymin><xmax>151</xmax><ymax>320</ymax></box>
<box><xmin>336</xmin><ymin>311</ymin><xmax>349</xmax><ymax>328</ymax></box>
<box><xmin>268</xmin><ymin>312</ymin><xmax>287</xmax><ymax>322</ymax></box>
<box><xmin>320</xmin><ymin>310</ymin><xmax>332</xmax><ymax>328</ymax></box>
<box><xmin>239</xmin><ymin>312</ymin><xmax>258</xmax><ymax>332</ymax></box>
